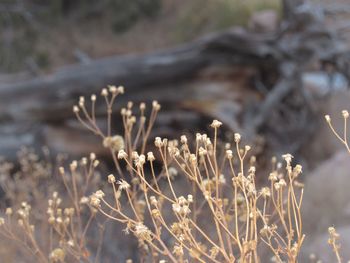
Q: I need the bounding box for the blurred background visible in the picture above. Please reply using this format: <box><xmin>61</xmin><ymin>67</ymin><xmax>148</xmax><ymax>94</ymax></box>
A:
<box><xmin>1</xmin><ymin>0</ymin><xmax>350</xmax><ymax>261</ymax></box>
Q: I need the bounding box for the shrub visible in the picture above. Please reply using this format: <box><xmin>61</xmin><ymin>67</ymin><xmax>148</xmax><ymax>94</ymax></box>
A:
<box><xmin>1</xmin><ymin>86</ymin><xmax>348</xmax><ymax>262</ymax></box>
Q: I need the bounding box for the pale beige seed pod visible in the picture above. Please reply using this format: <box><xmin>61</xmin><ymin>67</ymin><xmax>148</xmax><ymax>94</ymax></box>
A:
<box><xmin>226</xmin><ymin>150</ymin><xmax>233</xmax><ymax>159</ymax></box>
<box><xmin>140</xmin><ymin>102</ymin><xmax>146</xmax><ymax>110</ymax></box>
<box><xmin>154</xmin><ymin>137</ymin><xmax>163</xmax><ymax>147</ymax></box>
<box><xmin>234</xmin><ymin>133</ymin><xmax>241</xmax><ymax>143</ymax></box>
<box><xmin>101</xmin><ymin>88</ymin><xmax>108</xmax><ymax>96</ymax></box>
<box><xmin>73</xmin><ymin>105</ymin><xmax>79</xmax><ymax>113</ymax></box>
<box><xmin>49</xmin><ymin>248</ymin><xmax>65</xmax><ymax>262</ymax></box>
<box><xmin>108</xmin><ymin>174</ymin><xmax>116</xmax><ymax>183</ymax></box>
<box><xmin>117</xmin><ymin>85</ymin><xmax>124</xmax><ymax>94</ymax></box>
<box><xmin>147</xmin><ymin>152</ymin><xmax>155</xmax><ymax>161</ymax></box>
<box><xmin>108</xmin><ymin>85</ymin><xmax>117</xmax><ymax>94</ymax></box>
<box><xmin>118</xmin><ymin>150</ymin><xmax>128</xmax><ymax>159</ymax></box>
<box><xmin>324</xmin><ymin>114</ymin><xmax>331</xmax><ymax>123</ymax></box>
<box><xmin>210</xmin><ymin>119</ymin><xmax>222</xmax><ymax>128</ymax></box>
<box><xmin>152</xmin><ymin>100</ymin><xmax>161</xmax><ymax>111</ymax></box>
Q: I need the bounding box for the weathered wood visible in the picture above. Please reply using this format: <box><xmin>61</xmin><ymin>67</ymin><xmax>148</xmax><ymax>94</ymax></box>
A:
<box><xmin>0</xmin><ymin>2</ymin><xmax>349</xmax><ymax>159</ymax></box>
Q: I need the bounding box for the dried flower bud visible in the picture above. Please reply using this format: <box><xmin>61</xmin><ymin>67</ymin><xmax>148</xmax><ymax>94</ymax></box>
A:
<box><xmin>73</xmin><ymin>105</ymin><xmax>79</xmax><ymax>113</ymax></box>
<box><xmin>101</xmin><ymin>88</ymin><xmax>108</xmax><ymax>96</ymax></box>
<box><xmin>117</xmin><ymin>86</ymin><xmax>124</xmax><ymax>94</ymax></box>
<box><xmin>198</xmin><ymin>147</ymin><xmax>207</xmax><ymax>157</ymax></box>
<box><xmin>81</xmin><ymin>157</ymin><xmax>88</xmax><ymax>165</ymax></box>
<box><xmin>150</xmin><ymin>196</ymin><xmax>157</xmax><ymax>206</ymax></box>
<box><xmin>79</xmin><ymin>96</ymin><xmax>85</xmax><ymax>107</ymax></box>
<box><xmin>152</xmin><ymin>100</ymin><xmax>161</xmax><ymax>111</ymax></box>
<box><xmin>93</xmin><ymin>160</ymin><xmax>99</xmax><ymax>167</ymax></box>
<box><xmin>210</xmin><ymin>119</ymin><xmax>222</xmax><ymax>128</ymax></box>
<box><xmin>49</xmin><ymin>248</ymin><xmax>65</xmax><ymax>262</ymax></box>
<box><xmin>342</xmin><ymin>110</ymin><xmax>349</xmax><ymax>119</ymax></box>
<box><xmin>103</xmin><ymin>135</ymin><xmax>125</xmax><ymax>152</ymax></box>
<box><xmin>234</xmin><ymin>133</ymin><xmax>241</xmax><ymax>143</ymax></box>
<box><xmin>282</xmin><ymin>153</ymin><xmax>293</xmax><ymax>165</ymax></box>
<box><xmin>91</xmin><ymin>94</ymin><xmax>96</xmax><ymax>101</ymax></box>
<box><xmin>108</xmin><ymin>85</ymin><xmax>117</xmax><ymax>94</ymax></box>
<box><xmin>187</xmin><ymin>194</ymin><xmax>193</xmax><ymax>203</ymax></box>
<box><xmin>118</xmin><ymin>150</ymin><xmax>128</xmax><ymax>159</ymax></box>
<box><xmin>139</xmin><ymin>102</ymin><xmax>146</xmax><ymax>110</ymax></box>
<box><xmin>59</xmin><ymin>167</ymin><xmax>65</xmax><ymax>175</ymax></box>
<box><xmin>80</xmin><ymin>197</ymin><xmax>89</xmax><ymax>204</ymax></box>
<box><xmin>90</xmin><ymin>152</ymin><xmax>96</xmax><ymax>160</ymax></box>
<box><xmin>117</xmin><ymin>180</ymin><xmax>130</xmax><ymax>190</ymax></box>
<box><xmin>154</xmin><ymin>137</ymin><xmax>163</xmax><ymax>147</ymax></box>
<box><xmin>70</xmin><ymin>161</ymin><xmax>77</xmax><ymax>171</ymax></box>
<box><xmin>226</xmin><ymin>150</ymin><xmax>233</xmax><ymax>159</ymax></box>
<box><xmin>325</xmin><ymin>115</ymin><xmax>331</xmax><ymax>123</ymax></box>
<box><xmin>147</xmin><ymin>152</ymin><xmax>155</xmax><ymax>161</ymax></box>
<box><xmin>108</xmin><ymin>174</ymin><xmax>116</xmax><ymax>183</ymax></box>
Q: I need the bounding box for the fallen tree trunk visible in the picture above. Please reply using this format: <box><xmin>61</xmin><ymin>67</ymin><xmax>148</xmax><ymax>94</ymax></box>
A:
<box><xmin>0</xmin><ymin>2</ymin><xmax>349</xmax><ymax>159</ymax></box>
<box><xmin>0</xmin><ymin>30</ymin><xmax>280</xmax><ymax>121</ymax></box>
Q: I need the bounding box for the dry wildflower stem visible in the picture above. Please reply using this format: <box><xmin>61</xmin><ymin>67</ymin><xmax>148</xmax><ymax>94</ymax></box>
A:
<box><xmin>324</xmin><ymin>110</ymin><xmax>350</xmax><ymax>263</ymax></box>
<box><xmin>0</xmin><ymin>86</ymin><xmax>307</xmax><ymax>262</ymax></box>
<box><xmin>78</xmin><ymin>87</ymin><xmax>305</xmax><ymax>262</ymax></box>
<box><xmin>0</xmin><ymin>149</ymin><xmax>104</xmax><ymax>263</ymax></box>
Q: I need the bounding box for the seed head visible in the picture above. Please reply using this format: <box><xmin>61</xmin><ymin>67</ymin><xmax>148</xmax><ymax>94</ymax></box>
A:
<box><xmin>210</xmin><ymin>119</ymin><xmax>222</xmax><ymax>128</ymax></box>
<box><xmin>325</xmin><ymin>115</ymin><xmax>331</xmax><ymax>123</ymax></box>
<box><xmin>234</xmin><ymin>133</ymin><xmax>241</xmax><ymax>143</ymax></box>
<box><xmin>118</xmin><ymin>149</ymin><xmax>128</xmax><ymax>159</ymax></box>
<box><xmin>101</xmin><ymin>88</ymin><xmax>108</xmax><ymax>96</ymax></box>
<box><xmin>154</xmin><ymin>137</ymin><xmax>163</xmax><ymax>147</ymax></box>
<box><xmin>49</xmin><ymin>248</ymin><xmax>65</xmax><ymax>262</ymax></box>
<box><xmin>117</xmin><ymin>180</ymin><xmax>130</xmax><ymax>190</ymax></box>
<box><xmin>117</xmin><ymin>85</ymin><xmax>125</xmax><ymax>94</ymax></box>
<box><xmin>108</xmin><ymin>85</ymin><xmax>117</xmax><ymax>94</ymax></box>
<box><xmin>73</xmin><ymin>105</ymin><xmax>79</xmax><ymax>113</ymax></box>
<box><xmin>226</xmin><ymin>150</ymin><xmax>233</xmax><ymax>159</ymax></box>
<box><xmin>342</xmin><ymin>110</ymin><xmax>349</xmax><ymax>119</ymax></box>
<box><xmin>152</xmin><ymin>100</ymin><xmax>161</xmax><ymax>111</ymax></box>
<box><xmin>108</xmin><ymin>174</ymin><xmax>116</xmax><ymax>183</ymax></box>
<box><xmin>180</xmin><ymin>135</ymin><xmax>188</xmax><ymax>144</ymax></box>
<box><xmin>147</xmin><ymin>152</ymin><xmax>155</xmax><ymax>161</ymax></box>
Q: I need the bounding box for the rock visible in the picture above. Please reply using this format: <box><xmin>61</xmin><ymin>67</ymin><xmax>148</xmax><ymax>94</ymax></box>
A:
<box><xmin>249</xmin><ymin>10</ymin><xmax>279</xmax><ymax>33</ymax></box>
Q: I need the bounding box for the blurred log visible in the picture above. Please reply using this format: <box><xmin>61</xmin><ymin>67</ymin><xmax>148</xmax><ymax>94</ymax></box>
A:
<box><xmin>0</xmin><ymin>30</ymin><xmax>279</xmax><ymax>121</ymax></box>
<box><xmin>0</xmin><ymin>2</ymin><xmax>349</xmax><ymax>159</ymax></box>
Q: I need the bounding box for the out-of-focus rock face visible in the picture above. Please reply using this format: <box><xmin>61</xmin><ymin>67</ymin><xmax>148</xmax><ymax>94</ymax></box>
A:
<box><xmin>301</xmin><ymin>150</ymin><xmax>350</xmax><ymax>261</ymax></box>
<box><xmin>249</xmin><ymin>10</ymin><xmax>279</xmax><ymax>33</ymax></box>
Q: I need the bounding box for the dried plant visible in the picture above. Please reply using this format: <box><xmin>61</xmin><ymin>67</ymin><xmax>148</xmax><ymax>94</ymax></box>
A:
<box><xmin>0</xmin><ymin>149</ymin><xmax>104</xmax><ymax>263</ymax></box>
<box><xmin>77</xmin><ymin>87</ymin><xmax>305</xmax><ymax>262</ymax></box>
<box><xmin>324</xmin><ymin>110</ymin><xmax>350</xmax><ymax>263</ymax></box>
<box><xmin>325</xmin><ymin>110</ymin><xmax>350</xmax><ymax>154</ymax></box>
<box><xmin>0</xmin><ymin>86</ymin><xmax>307</xmax><ymax>262</ymax></box>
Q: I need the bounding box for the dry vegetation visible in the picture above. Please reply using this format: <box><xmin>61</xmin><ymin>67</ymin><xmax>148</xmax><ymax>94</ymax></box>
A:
<box><xmin>0</xmin><ymin>86</ymin><xmax>347</xmax><ymax>262</ymax></box>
